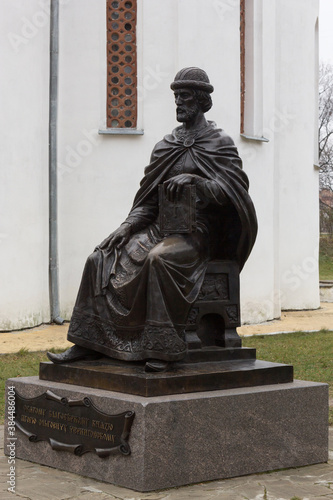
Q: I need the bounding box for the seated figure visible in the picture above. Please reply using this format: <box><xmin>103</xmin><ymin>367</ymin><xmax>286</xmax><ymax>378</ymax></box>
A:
<box><xmin>48</xmin><ymin>67</ymin><xmax>257</xmax><ymax>371</ymax></box>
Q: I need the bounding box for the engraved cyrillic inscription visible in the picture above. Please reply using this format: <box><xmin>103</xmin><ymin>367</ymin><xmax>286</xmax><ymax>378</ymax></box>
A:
<box><xmin>15</xmin><ymin>390</ymin><xmax>135</xmax><ymax>457</ymax></box>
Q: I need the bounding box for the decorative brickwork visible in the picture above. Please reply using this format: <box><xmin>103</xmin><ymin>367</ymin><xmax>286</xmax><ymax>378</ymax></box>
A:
<box><xmin>106</xmin><ymin>0</ymin><xmax>137</xmax><ymax>128</ymax></box>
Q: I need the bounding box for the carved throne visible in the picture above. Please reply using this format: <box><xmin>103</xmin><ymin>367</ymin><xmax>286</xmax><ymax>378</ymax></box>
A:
<box><xmin>185</xmin><ymin>260</ymin><xmax>242</xmax><ymax>350</ymax></box>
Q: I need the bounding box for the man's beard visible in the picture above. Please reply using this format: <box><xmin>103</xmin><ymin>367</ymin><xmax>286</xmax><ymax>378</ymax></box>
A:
<box><xmin>176</xmin><ymin>103</ymin><xmax>200</xmax><ymax>123</ymax></box>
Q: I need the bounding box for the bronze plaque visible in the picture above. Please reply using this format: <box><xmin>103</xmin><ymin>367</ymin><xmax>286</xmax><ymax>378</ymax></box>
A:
<box><xmin>14</xmin><ymin>389</ymin><xmax>135</xmax><ymax>457</ymax></box>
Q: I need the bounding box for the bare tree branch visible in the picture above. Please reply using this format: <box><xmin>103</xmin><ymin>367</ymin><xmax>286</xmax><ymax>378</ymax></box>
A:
<box><xmin>319</xmin><ymin>62</ymin><xmax>333</xmax><ymax>195</ymax></box>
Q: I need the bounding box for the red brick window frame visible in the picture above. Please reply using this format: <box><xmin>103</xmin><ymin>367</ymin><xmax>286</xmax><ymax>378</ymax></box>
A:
<box><xmin>106</xmin><ymin>0</ymin><xmax>137</xmax><ymax>129</ymax></box>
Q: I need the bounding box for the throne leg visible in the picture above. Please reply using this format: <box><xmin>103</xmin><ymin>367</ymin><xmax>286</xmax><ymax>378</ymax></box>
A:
<box><xmin>185</xmin><ymin>331</ymin><xmax>202</xmax><ymax>349</ymax></box>
<box><xmin>224</xmin><ymin>328</ymin><xmax>242</xmax><ymax>348</ymax></box>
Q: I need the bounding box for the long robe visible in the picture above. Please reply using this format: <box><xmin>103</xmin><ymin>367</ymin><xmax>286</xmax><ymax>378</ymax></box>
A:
<box><xmin>67</xmin><ymin>122</ymin><xmax>257</xmax><ymax>361</ymax></box>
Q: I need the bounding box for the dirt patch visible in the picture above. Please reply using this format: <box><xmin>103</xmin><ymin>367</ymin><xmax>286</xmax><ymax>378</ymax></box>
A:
<box><xmin>239</xmin><ymin>302</ymin><xmax>333</xmax><ymax>336</ymax></box>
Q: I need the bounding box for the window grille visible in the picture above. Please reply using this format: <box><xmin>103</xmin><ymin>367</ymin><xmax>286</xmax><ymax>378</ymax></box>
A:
<box><xmin>106</xmin><ymin>0</ymin><xmax>137</xmax><ymax>129</ymax></box>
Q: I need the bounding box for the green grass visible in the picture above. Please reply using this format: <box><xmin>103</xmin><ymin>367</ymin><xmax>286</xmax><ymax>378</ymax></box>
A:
<box><xmin>1</xmin><ymin>333</ymin><xmax>332</xmax><ymax>425</ymax></box>
<box><xmin>0</xmin><ymin>349</ymin><xmax>62</xmax><ymax>424</ymax></box>
<box><xmin>319</xmin><ymin>235</ymin><xmax>333</xmax><ymax>280</ymax></box>
<box><xmin>243</xmin><ymin>329</ymin><xmax>333</xmax><ymax>425</ymax></box>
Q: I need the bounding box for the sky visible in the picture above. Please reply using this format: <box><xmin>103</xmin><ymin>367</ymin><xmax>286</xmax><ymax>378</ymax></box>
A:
<box><xmin>320</xmin><ymin>0</ymin><xmax>333</xmax><ymax>63</ymax></box>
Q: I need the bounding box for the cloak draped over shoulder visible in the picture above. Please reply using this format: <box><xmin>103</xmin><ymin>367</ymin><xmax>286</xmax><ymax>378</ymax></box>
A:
<box><xmin>126</xmin><ymin>122</ymin><xmax>257</xmax><ymax>271</ymax></box>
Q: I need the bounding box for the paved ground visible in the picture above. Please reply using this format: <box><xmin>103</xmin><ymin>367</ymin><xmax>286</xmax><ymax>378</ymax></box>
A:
<box><xmin>1</xmin><ymin>303</ymin><xmax>333</xmax><ymax>354</ymax></box>
<box><xmin>1</xmin><ymin>425</ymin><xmax>333</xmax><ymax>500</ymax></box>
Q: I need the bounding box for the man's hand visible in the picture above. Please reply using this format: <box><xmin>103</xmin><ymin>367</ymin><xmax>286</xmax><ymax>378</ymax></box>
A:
<box><xmin>97</xmin><ymin>223</ymin><xmax>131</xmax><ymax>251</ymax></box>
<box><xmin>164</xmin><ymin>174</ymin><xmax>196</xmax><ymax>202</ymax></box>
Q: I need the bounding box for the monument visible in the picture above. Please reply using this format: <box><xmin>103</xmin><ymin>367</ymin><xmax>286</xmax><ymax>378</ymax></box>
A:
<box><xmin>46</xmin><ymin>67</ymin><xmax>258</xmax><ymax>371</ymax></box>
<box><xmin>5</xmin><ymin>68</ymin><xmax>328</xmax><ymax>492</ymax></box>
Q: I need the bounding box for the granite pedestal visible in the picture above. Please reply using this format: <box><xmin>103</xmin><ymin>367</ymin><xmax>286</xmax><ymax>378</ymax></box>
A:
<box><xmin>5</xmin><ymin>377</ymin><xmax>328</xmax><ymax>492</ymax></box>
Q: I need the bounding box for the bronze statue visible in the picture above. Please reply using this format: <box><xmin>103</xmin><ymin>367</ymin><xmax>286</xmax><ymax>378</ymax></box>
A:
<box><xmin>47</xmin><ymin>67</ymin><xmax>257</xmax><ymax>371</ymax></box>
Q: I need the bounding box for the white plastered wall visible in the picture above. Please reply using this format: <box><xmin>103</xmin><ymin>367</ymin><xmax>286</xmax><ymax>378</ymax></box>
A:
<box><xmin>239</xmin><ymin>0</ymin><xmax>280</xmax><ymax>323</ymax></box>
<box><xmin>275</xmin><ymin>0</ymin><xmax>320</xmax><ymax>311</ymax></box>
<box><xmin>239</xmin><ymin>0</ymin><xmax>320</xmax><ymax>322</ymax></box>
<box><xmin>0</xmin><ymin>0</ymin><xmax>320</xmax><ymax>329</ymax></box>
<box><xmin>57</xmin><ymin>0</ymin><xmax>249</xmax><ymax>319</ymax></box>
<box><xmin>0</xmin><ymin>0</ymin><xmax>50</xmax><ymax>330</ymax></box>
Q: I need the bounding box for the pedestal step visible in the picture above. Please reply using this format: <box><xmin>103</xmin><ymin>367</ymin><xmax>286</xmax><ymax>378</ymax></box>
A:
<box><xmin>40</xmin><ymin>352</ymin><xmax>293</xmax><ymax>397</ymax></box>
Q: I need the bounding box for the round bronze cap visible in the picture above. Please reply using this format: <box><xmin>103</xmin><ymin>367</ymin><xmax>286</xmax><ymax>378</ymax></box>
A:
<box><xmin>170</xmin><ymin>67</ymin><xmax>214</xmax><ymax>93</ymax></box>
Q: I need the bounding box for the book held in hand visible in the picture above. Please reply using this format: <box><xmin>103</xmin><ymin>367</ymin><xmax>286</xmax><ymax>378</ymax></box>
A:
<box><xmin>158</xmin><ymin>184</ymin><xmax>196</xmax><ymax>235</ymax></box>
